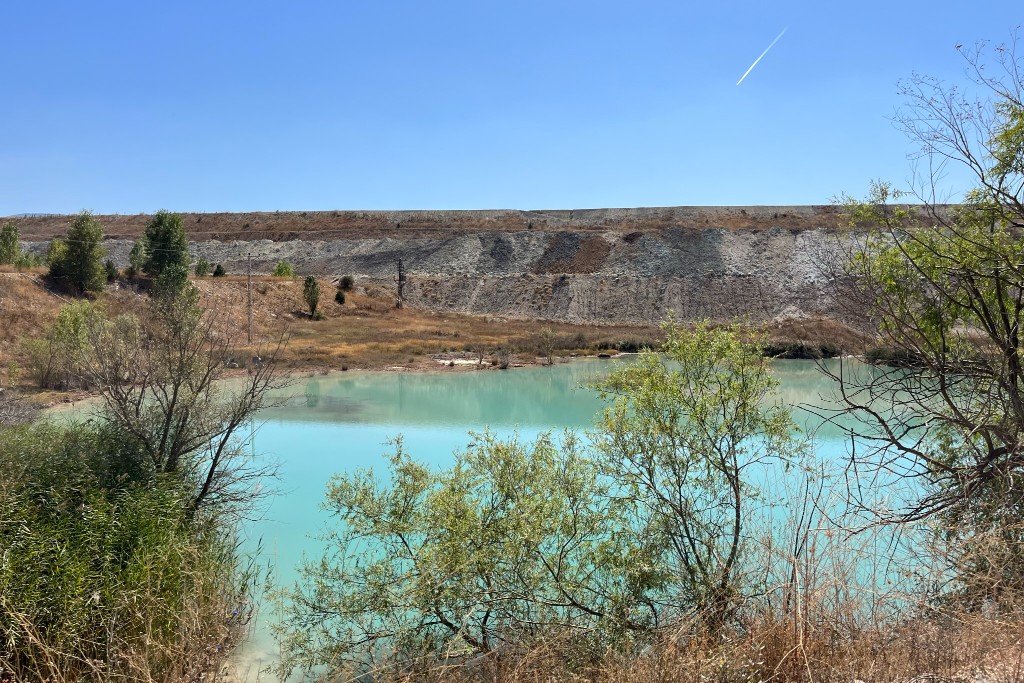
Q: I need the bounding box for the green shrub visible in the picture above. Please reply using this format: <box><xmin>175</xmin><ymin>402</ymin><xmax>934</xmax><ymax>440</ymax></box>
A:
<box><xmin>194</xmin><ymin>258</ymin><xmax>211</xmax><ymax>277</ymax></box>
<box><xmin>272</xmin><ymin>260</ymin><xmax>295</xmax><ymax>277</ymax></box>
<box><xmin>303</xmin><ymin>275</ymin><xmax>321</xmax><ymax>316</ymax></box>
<box><xmin>104</xmin><ymin>258</ymin><xmax>119</xmax><ymax>282</ymax></box>
<box><xmin>152</xmin><ymin>262</ymin><xmax>190</xmax><ymax>300</ymax></box>
<box><xmin>0</xmin><ymin>221</ymin><xmax>20</xmax><ymax>264</ymax></box>
<box><xmin>0</xmin><ymin>422</ymin><xmax>254</xmax><ymax>681</ymax></box>
<box><xmin>127</xmin><ymin>240</ymin><xmax>144</xmax><ymax>279</ymax></box>
<box><xmin>213</xmin><ymin>263</ymin><xmax>226</xmax><ymax>277</ymax></box>
<box><xmin>335</xmin><ymin>289</ymin><xmax>346</xmax><ymax>305</ymax></box>
<box><xmin>339</xmin><ymin>274</ymin><xmax>354</xmax><ymax>291</ymax></box>
<box><xmin>13</xmin><ymin>251</ymin><xmax>41</xmax><ymax>271</ymax></box>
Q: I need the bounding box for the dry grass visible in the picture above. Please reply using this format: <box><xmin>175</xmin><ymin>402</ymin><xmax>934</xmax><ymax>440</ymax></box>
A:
<box><xmin>1</xmin><ymin>272</ymin><xmax>866</xmax><ymax>398</ymax></box>
<box><xmin>5</xmin><ymin>207</ymin><xmax>856</xmax><ymax>242</ymax></box>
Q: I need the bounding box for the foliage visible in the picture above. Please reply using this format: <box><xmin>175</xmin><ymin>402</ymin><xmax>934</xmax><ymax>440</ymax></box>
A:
<box><xmin>212</xmin><ymin>263</ymin><xmax>226</xmax><ymax>277</ymax></box>
<box><xmin>303</xmin><ymin>275</ymin><xmax>321</xmax><ymax>316</ymax></box>
<box><xmin>49</xmin><ymin>211</ymin><xmax>106</xmax><ymax>294</ymax></box>
<box><xmin>194</xmin><ymin>257</ymin><xmax>211</xmax><ymax>277</ymax></box>
<box><xmin>0</xmin><ymin>421</ymin><xmax>256</xmax><ymax>681</ymax></box>
<box><xmin>126</xmin><ymin>239</ymin><xmax>145</xmax><ymax>278</ymax></box>
<box><xmin>593</xmin><ymin>321</ymin><xmax>800</xmax><ymax>622</ymax></box>
<box><xmin>104</xmin><ymin>258</ymin><xmax>118</xmax><ymax>282</ymax></box>
<box><xmin>275</xmin><ymin>432</ymin><xmax>653</xmax><ymax>678</ymax></box>
<box><xmin>12</xmin><ymin>250</ymin><xmax>41</xmax><ymax>271</ymax></box>
<box><xmin>273</xmin><ymin>260</ymin><xmax>295</xmax><ymax>277</ymax></box>
<box><xmin>833</xmin><ymin>38</ymin><xmax>1024</xmax><ymax>600</ymax></box>
<box><xmin>76</xmin><ymin>282</ymin><xmax>287</xmax><ymax>513</ymax></box>
<box><xmin>0</xmin><ymin>222</ymin><xmax>19</xmax><ymax>264</ymax></box>
<box><xmin>45</xmin><ymin>238</ymin><xmax>67</xmax><ymax>272</ymax></box>
<box><xmin>142</xmin><ymin>209</ymin><xmax>190</xmax><ymax>278</ymax></box>
<box><xmin>339</xmin><ymin>274</ymin><xmax>354</xmax><ymax>291</ymax></box>
<box><xmin>19</xmin><ymin>301</ymin><xmax>96</xmax><ymax>389</ymax></box>
<box><xmin>151</xmin><ymin>262</ymin><xmax>190</xmax><ymax>300</ymax></box>
<box><xmin>539</xmin><ymin>326</ymin><xmax>556</xmax><ymax>365</ymax></box>
<box><xmin>277</xmin><ymin>322</ymin><xmax>799</xmax><ymax>675</ymax></box>
<box><xmin>334</xmin><ymin>289</ymin><xmax>345</xmax><ymax>305</ymax></box>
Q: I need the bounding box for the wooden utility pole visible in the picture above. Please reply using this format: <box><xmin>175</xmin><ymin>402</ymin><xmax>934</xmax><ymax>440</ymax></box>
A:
<box><xmin>396</xmin><ymin>258</ymin><xmax>406</xmax><ymax>309</ymax></box>
<box><xmin>247</xmin><ymin>254</ymin><xmax>254</xmax><ymax>344</ymax></box>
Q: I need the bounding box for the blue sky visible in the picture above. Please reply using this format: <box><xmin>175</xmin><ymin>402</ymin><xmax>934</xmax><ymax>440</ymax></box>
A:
<box><xmin>0</xmin><ymin>1</ymin><xmax>1019</xmax><ymax>214</ymax></box>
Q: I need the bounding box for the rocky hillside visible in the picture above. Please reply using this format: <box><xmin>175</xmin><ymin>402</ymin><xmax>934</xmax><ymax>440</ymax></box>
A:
<box><xmin>9</xmin><ymin>206</ymin><xmax>852</xmax><ymax>326</ymax></box>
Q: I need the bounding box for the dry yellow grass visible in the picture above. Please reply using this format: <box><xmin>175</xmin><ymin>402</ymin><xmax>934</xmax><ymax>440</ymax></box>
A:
<box><xmin>1</xmin><ymin>272</ymin><xmax>863</xmax><ymax>399</ymax></box>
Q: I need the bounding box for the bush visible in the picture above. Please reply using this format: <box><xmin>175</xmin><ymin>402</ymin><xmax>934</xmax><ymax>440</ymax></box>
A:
<box><xmin>152</xmin><ymin>262</ymin><xmax>190</xmax><ymax>300</ymax></box>
<box><xmin>303</xmin><ymin>275</ymin><xmax>321</xmax><ymax>316</ymax></box>
<box><xmin>194</xmin><ymin>258</ymin><xmax>211</xmax><ymax>277</ymax></box>
<box><xmin>273</xmin><ymin>260</ymin><xmax>295</xmax><ymax>277</ymax></box>
<box><xmin>334</xmin><ymin>289</ymin><xmax>346</xmax><ymax>305</ymax></box>
<box><xmin>126</xmin><ymin>240</ymin><xmax>144</xmax><ymax>279</ymax></box>
<box><xmin>104</xmin><ymin>258</ymin><xmax>118</xmax><ymax>282</ymax></box>
<box><xmin>0</xmin><ymin>221</ymin><xmax>20</xmax><ymax>264</ymax></box>
<box><xmin>213</xmin><ymin>263</ymin><xmax>226</xmax><ymax>277</ymax></box>
<box><xmin>762</xmin><ymin>341</ymin><xmax>841</xmax><ymax>359</ymax></box>
<box><xmin>0</xmin><ymin>422</ymin><xmax>255</xmax><ymax>681</ymax></box>
<box><xmin>20</xmin><ymin>301</ymin><xmax>96</xmax><ymax>389</ymax></box>
<box><xmin>13</xmin><ymin>251</ymin><xmax>41</xmax><ymax>271</ymax></box>
<box><xmin>339</xmin><ymin>274</ymin><xmax>354</xmax><ymax>291</ymax></box>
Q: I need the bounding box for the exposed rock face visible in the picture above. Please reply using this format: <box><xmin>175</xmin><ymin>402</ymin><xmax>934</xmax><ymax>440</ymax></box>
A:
<box><xmin>12</xmin><ymin>206</ymin><xmax>849</xmax><ymax>325</ymax></box>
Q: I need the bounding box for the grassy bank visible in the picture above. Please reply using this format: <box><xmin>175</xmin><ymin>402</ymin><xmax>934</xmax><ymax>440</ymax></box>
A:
<box><xmin>0</xmin><ymin>422</ymin><xmax>257</xmax><ymax>682</ymax></box>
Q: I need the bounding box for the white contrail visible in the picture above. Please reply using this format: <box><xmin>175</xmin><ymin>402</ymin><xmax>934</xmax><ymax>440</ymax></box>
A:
<box><xmin>736</xmin><ymin>27</ymin><xmax>788</xmax><ymax>85</ymax></box>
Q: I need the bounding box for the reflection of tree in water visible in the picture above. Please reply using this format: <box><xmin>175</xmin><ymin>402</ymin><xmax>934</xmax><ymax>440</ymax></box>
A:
<box><xmin>278</xmin><ymin>393</ymin><xmax>365</xmax><ymax>419</ymax></box>
<box><xmin>305</xmin><ymin>379</ymin><xmax>321</xmax><ymax>408</ymax></box>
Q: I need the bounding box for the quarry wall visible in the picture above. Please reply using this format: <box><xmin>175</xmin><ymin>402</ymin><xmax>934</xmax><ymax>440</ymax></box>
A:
<box><xmin>10</xmin><ymin>206</ymin><xmax>849</xmax><ymax>325</ymax></box>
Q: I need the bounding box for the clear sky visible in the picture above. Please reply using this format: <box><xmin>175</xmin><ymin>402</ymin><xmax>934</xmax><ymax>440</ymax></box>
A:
<box><xmin>1</xmin><ymin>1</ymin><xmax>1019</xmax><ymax>214</ymax></box>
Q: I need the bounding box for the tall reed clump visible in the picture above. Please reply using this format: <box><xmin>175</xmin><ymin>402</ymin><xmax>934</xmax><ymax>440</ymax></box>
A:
<box><xmin>0</xmin><ymin>422</ymin><xmax>258</xmax><ymax>682</ymax></box>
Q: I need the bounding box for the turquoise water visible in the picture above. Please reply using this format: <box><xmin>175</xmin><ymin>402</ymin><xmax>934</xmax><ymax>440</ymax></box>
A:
<box><xmin>235</xmin><ymin>358</ymin><xmax>858</xmax><ymax>672</ymax></box>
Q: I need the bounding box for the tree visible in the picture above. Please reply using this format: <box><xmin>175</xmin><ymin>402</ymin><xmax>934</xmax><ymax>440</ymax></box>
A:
<box><xmin>142</xmin><ymin>209</ymin><xmax>189</xmax><ymax>278</ymax></box>
<box><xmin>127</xmin><ymin>240</ymin><xmax>145</xmax><ymax>278</ymax></box>
<box><xmin>50</xmin><ymin>211</ymin><xmax>105</xmax><ymax>294</ymax></box>
<box><xmin>213</xmin><ymin>263</ymin><xmax>226</xmax><ymax>277</ymax></box>
<box><xmin>593</xmin><ymin>322</ymin><xmax>800</xmax><ymax>622</ymax></box>
<box><xmin>538</xmin><ymin>326</ymin><xmax>556</xmax><ymax>365</ymax></box>
<box><xmin>303</xmin><ymin>275</ymin><xmax>321</xmax><ymax>316</ymax></box>
<box><xmin>273</xmin><ymin>260</ymin><xmax>295</xmax><ymax>277</ymax></box>
<box><xmin>275</xmin><ymin>432</ymin><xmax>652</xmax><ymax>678</ymax></box>
<box><xmin>0</xmin><ymin>221</ymin><xmax>19</xmax><ymax>264</ymax></box>
<box><xmin>276</xmin><ymin>322</ymin><xmax>799</xmax><ymax>676</ymax></box>
<box><xmin>339</xmin><ymin>274</ymin><xmax>354</xmax><ymax>291</ymax></box>
<box><xmin>104</xmin><ymin>258</ymin><xmax>118</xmax><ymax>282</ymax></box>
<box><xmin>75</xmin><ymin>283</ymin><xmax>288</xmax><ymax>513</ymax></box>
<box><xmin>833</xmin><ymin>37</ymin><xmax>1024</xmax><ymax>598</ymax></box>
<box><xmin>152</xmin><ymin>262</ymin><xmax>190</xmax><ymax>300</ymax></box>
